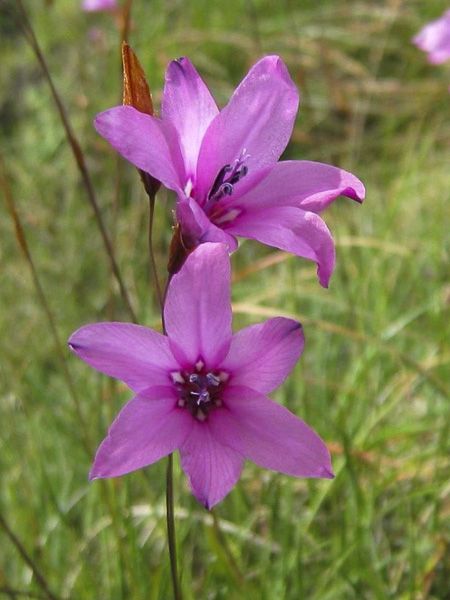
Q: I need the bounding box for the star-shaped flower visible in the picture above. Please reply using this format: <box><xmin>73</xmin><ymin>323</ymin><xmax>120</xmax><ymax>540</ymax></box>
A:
<box><xmin>69</xmin><ymin>243</ymin><xmax>333</xmax><ymax>508</ymax></box>
<box><xmin>95</xmin><ymin>55</ymin><xmax>365</xmax><ymax>287</ymax></box>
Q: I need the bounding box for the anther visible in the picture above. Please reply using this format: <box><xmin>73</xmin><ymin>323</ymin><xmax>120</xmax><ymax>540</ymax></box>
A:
<box><xmin>206</xmin><ymin>373</ymin><xmax>220</xmax><ymax>387</ymax></box>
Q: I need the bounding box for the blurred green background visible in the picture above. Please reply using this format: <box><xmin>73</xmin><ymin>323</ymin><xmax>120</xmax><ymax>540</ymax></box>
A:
<box><xmin>0</xmin><ymin>0</ymin><xmax>449</xmax><ymax>598</ymax></box>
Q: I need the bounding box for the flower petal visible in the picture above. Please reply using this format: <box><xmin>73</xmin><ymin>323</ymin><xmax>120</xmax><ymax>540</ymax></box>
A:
<box><xmin>176</xmin><ymin>196</ymin><xmax>238</xmax><ymax>251</ymax></box>
<box><xmin>221</xmin><ymin>318</ymin><xmax>304</xmax><ymax>394</ymax></box>
<box><xmin>212</xmin><ymin>386</ymin><xmax>333</xmax><ymax>479</ymax></box>
<box><xmin>164</xmin><ymin>243</ymin><xmax>233</xmax><ymax>367</ymax></box>
<box><xmin>94</xmin><ymin>106</ymin><xmax>185</xmax><ymax>192</ymax></box>
<box><xmin>179</xmin><ymin>420</ymin><xmax>244</xmax><ymax>508</ymax></box>
<box><xmin>228</xmin><ymin>206</ymin><xmax>335</xmax><ymax>287</ymax></box>
<box><xmin>196</xmin><ymin>56</ymin><xmax>299</xmax><ymax>203</ymax></box>
<box><xmin>68</xmin><ymin>322</ymin><xmax>178</xmax><ymax>392</ymax></box>
<box><xmin>229</xmin><ymin>160</ymin><xmax>365</xmax><ymax>213</ymax></box>
<box><xmin>90</xmin><ymin>387</ymin><xmax>192</xmax><ymax>479</ymax></box>
<box><xmin>162</xmin><ymin>58</ymin><xmax>219</xmax><ymax>177</ymax></box>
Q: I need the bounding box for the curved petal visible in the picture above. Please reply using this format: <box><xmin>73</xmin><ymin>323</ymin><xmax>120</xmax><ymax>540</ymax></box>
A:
<box><xmin>212</xmin><ymin>386</ymin><xmax>333</xmax><ymax>479</ymax></box>
<box><xmin>176</xmin><ymin>197</ymin><xmax>238</xmax><ymax>251</ymax></box>
<box><xmin>179</xmin><ymin>420</ymin><xmax>244</xmax><ymax>508</ymax></box>
<box><xmin>222</xmin><ymin>318</ymin><xmax>304</xmax><ymax>394</ymax></box>
<box><xmin>68</xmin><ymin>322</ymin><xmax>178</xmax><ymax>392</ymax></box>
<box><xmin>229</xmin><ymin>160</ymin><xmax>365</xmax><ymax>213</ymax></box>
<box><xmin>164</xmin><ymin>243</ymin><xmax>233</xmax><ymax>368</ymax></box>
<box><xmin>162</xmin><ymin>58</ymin><xmax>219</xmax><ymax>177</ymax></box>
<box><xmin>94</xmin><ymin>106</ymin><xmax>185</xmax><ymax>192</ymax></box>
<box><xmin>90</xmin><ymin>387</ymin><xmax>192</xmax><ymax>479</ymax></box>
<box><xmin>228</xmin><ymin>206</ymin><xmax>335</xmax><ymax>288</ymax></box>
<box><xmin>196</xmin><ymin>56</ymin><xmax>299</xmax><ymax>203</ymax></box>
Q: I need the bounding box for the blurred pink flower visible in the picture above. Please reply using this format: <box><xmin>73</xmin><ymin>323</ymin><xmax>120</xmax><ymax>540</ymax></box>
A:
<box><xmin>94</xmin><ymin>56</ymin><xmax>365</xmax><ymax>288</ymax></box>
<box><xmin>69</xmin><ymin>243</ymin><xmax>333</xmax><ymax>508</ymax></box>
<box><xmin>413</xmin><ymin>9</ymin><xmax>450</xmax><ymax>64</ymax></box>
<box><xmin>82</xmin><ymin>0</ymin><xmax>117</xmax><ymax>12</ymax></box>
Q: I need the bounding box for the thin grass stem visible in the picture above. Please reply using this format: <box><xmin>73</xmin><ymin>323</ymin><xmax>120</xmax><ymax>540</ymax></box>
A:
<box><xmin>0</xmin><ymin>513</ymin><xmax>60</xmax><ymax>600</ymax></box>
<box><xmin>0</xmin><ymin>152</ymin><xmax>92</xmax><ymax>456</ymax></box>
<box><xmin>15</xmin><ymin>0</ymin><xmax>137</xmax><ymax>323</ymax></box>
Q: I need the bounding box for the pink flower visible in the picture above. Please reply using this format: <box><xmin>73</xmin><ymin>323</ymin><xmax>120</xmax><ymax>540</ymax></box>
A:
<box><xmin>82</xmin><ymin>0</ymin><xmax>117</xmax><ymax>12</ymax></box>
<box><xmin>69</xmin><ymin>243</ymin><xmax>333</xmax><ymax>508</ymax></box>
<box><xmin>94</xmin><ymin>56</ymin><xmax>365</xmax><ymax>287</ymax></box>
<box><xmin>413</xmin><ymin>9</ymin><xmax>450</xmax><ymax>65</ymax></box>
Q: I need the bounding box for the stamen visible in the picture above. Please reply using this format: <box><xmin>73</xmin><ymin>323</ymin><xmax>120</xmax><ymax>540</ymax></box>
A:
<box><xmin>206</xmin><ymin>373</ymin><xmax>220</xmax><ymax>387</ymax></box>
<box><xmin>206</xmin><ymin>150</ymin><xmax>249</xmax><ymax>206</ymax></box>
<box><xmin>173</xmin><ymin>366</ymin><xmax>229</xmax><ymax>421</ymax></box>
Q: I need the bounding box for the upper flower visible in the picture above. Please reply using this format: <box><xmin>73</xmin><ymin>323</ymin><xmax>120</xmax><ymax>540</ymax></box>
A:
<box><xmin>413</xmin><ymin>9</ymin><xmax>450</xmax><ymax>65</ymax></box>
<box><xmin>82</xmin><ymin>0</ymin><xmax>117</xmax><ymax>12</ymax></box>
<box><xmin>94</xmin><ymin>55</ymin><xmax>365</xmax><ymax>287</ymax></box>
<box><xmin>68</xmin><ymin>243</ymin><xmax>333</xmax><ymax>508</ymax></box>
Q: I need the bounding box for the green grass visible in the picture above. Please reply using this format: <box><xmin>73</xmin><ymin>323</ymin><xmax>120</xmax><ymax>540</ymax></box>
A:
<box><xmin>0</xmin><ymin>0</ymin><xmax>449</xmax><ymax>598</ymax></box>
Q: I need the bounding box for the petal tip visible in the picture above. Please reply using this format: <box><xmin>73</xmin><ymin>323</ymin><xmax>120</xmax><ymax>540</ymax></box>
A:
<box><xmin>320</xmin><ymin>466</ymin><xmax>335</xmax><ymax>479</ymax></box>
<box><xmin>344</xmin><ymin>180</ymin><xmax>366</xmax><ymax>203</ymax></box>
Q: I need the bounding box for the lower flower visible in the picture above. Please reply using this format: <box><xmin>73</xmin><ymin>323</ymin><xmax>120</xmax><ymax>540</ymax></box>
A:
<box><xmin>68</xmin><ymin>243</ymin><xmax>333</xmax><ymax>508</ymax></box>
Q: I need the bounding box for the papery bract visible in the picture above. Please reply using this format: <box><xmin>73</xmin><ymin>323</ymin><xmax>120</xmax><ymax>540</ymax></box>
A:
<box><xmin>413</xmin><ymin>9</ymin><xmax>450</xmax><ymax>65</ymax></box>
<box><xmin>82</xmin><ymin>0</ymin><xmax>117</xmax><ymax>12</ymax></box>
<box><xmin>94</xmin><ymin>55</ymin><xmax>365</xmax><ymax>287</ymax></box>
<box><xmin>69</xmin><ymin>243</ymin><xmax>333</xmax><ymax>508</ymax></box>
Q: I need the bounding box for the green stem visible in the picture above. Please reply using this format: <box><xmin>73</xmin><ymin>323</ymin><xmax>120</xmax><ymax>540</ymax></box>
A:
<box><xmin>166</xmin><ymin>454</ymin><xmax>182</xmax><ymax>600</ymax></box>
<box><xmin>146</xmin><ymin>193</ymin><xmax>181</xmax><ymax>599</ymax></box>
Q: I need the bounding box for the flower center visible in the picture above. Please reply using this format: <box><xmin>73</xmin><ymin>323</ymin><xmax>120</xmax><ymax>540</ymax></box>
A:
<box><xmin>171</xmin><ymin>362</ymin><xmax>229</xmax><ymax>422</ymax></box>
<box><xmin>205</xmin><ymin>150</ymin><xmax>249</xmax><ymax>208</ymax></box>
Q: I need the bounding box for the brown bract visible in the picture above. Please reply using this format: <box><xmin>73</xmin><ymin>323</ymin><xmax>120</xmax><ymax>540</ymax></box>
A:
<box><xmin>122</xmin><ymin>42</ymin><xmax>154</xmax><ymax>115</ymax></box>
<box><xmin>121</xmin><ymin>42</ymin><xmax>160</xmax><ymax>197</ymax></box>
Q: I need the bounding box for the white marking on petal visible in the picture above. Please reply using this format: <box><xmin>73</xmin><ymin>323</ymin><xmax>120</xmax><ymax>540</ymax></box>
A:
<box><xmin>196</xmin><ymin>410</ymin><xmax>206</xmax><ymax>422</ymax></box>
<box><xmin>171</xmin><ymin>371</ymin><xmax>185</xmax><ymax>384</ymax></box>
<box><xmin>214</xmin><ymin>208</ymin><xmax>241</xmax><ymax>225</ymax></box>
<box><xmin>218</xmin><ymin>371</ymin><xmax>229</xmax><ymax>383</ymax></box>
<box><xmin>195</xmin><ymin>360</ymin><xmax>204</xmax><ymax>372</ymax></box>
<box><xmin>177</xmin><ymin>398</ymin><xmax>186</xmax><ymax>407</ymax></box>
<box><xmin>184</xmin><ymin>178</ymin><xmax>193</xmax><ymax>198</ymax></box>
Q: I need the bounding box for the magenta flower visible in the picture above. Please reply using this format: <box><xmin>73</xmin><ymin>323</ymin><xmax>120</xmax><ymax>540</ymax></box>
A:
<box><xmin>413</xmin><ymin>9</ymin><xmax>450</xmax><ymax>65</ymax></box>
<box><xmin>69</xmin><ymin>243</ymin><xmax>333</xmax><ymax>508</ymax></box>
<box><xmin>94</xmin><ymin>56</ymin><xmax>365</xmax><ymax>287</ymax></box>
<box><xmin>82</xmin><ymin>0</ymin><xmax>117</xmax><ymax>12</ymax></box>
